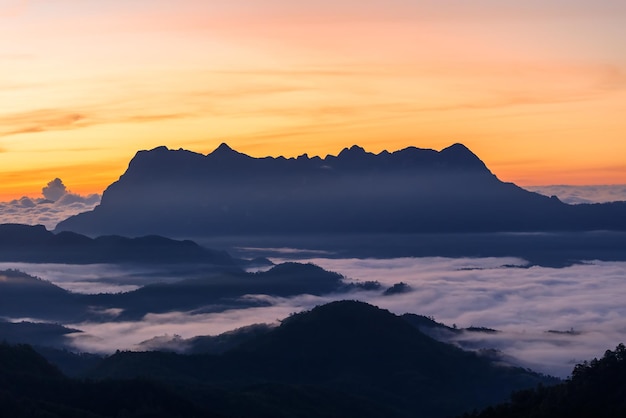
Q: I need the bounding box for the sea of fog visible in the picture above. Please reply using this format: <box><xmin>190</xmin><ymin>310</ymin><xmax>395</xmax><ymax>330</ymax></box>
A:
<box><xmin>5</xmin><ymin>256</ymin><xmax>625</xmax><ymax>378</ymax></box>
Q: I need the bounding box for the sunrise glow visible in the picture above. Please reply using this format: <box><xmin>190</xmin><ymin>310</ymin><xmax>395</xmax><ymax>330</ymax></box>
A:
<box><xmin>1</xmin><ymin>1</ymin><xmax>625</xmax><ymax>199</ymax></box>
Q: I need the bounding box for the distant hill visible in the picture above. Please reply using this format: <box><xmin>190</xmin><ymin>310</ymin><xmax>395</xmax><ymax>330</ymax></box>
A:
<box><xmin>0</xmin><ymin>269</ymin><xmax>82</xmax><ymax>320</ymax></box>
<box><xmin>88</xmin><ymin>301</ymin><xmax>557</xmax><ymax>418</ymax></box>
<box><xmin>55</xmin><ymin>143</ymin><xmax>626</xmax><ymax>237</ymax></box>
<box><xmin>0</xmin><ymin>263</ymin><xmax>359</xmax><ymax>322</ymax></box>
<box><xmin>0</xmin><ymin>223</ymin><xmax>237</xmax><ymax>265</ymax></box>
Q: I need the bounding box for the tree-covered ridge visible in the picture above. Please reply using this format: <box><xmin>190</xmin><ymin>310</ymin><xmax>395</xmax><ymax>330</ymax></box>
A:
<box><xmin>0</xmin><ymin>343</ymin><xmax>216</xmax><ymax>418</ymax></box>
<box><xmin>464</xmin><ymin>343</ymin><xmax>626</xmax><ymax>418</ymax></box>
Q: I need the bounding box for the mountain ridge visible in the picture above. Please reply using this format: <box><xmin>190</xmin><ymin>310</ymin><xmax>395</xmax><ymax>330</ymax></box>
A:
<box><xmin>55</xmin><ymin>143</ymin><xmax>626</xmax><ymax>237</ymax></box>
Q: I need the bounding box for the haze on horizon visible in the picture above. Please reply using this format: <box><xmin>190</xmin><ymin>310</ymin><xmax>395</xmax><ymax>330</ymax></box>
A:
<box><xmin>1</xmin><ymin>0</ymin><xmax>626</xmax><ymax>200</ymax></box>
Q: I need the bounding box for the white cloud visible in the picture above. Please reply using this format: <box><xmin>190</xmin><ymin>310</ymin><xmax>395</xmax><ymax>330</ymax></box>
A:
<box><xmin>0</xmin><ymin>262</ymin><xmax>189</xmax><ymax>294</ymax></box>
<box><xmin>0</xmin><ymin>192</ymin><xmax>100</xmax><ymax>230</ymax></box>
<box><xmin>42</xmin><ymin>178</ymin><xmax>67</xmax><ymax>202</ymax></box>
<box><xmin>67</xmin><ymin>305</ymin><xmax>293</xmax><ymax>353</ymax></box>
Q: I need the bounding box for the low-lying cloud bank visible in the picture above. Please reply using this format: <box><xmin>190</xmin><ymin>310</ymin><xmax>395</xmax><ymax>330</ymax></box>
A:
<box><xmin>526</xmin><ymin>184</ymin><xmax>626</xmax><ymax>204</ymax></box>
<box><xmin>0</xmin><ymin>178</ymin><xmax>100</xmax><ymax>229</ymax></box>
<box><xmin>0</xmin><ymin>194</ymin><xmax>101</xmax><ymax>230</ymax></box>
<box><xmin>45</xmin><ymin>257</ymin><xmax>626</xmax><ymax>378</ymax></box>
<box><xmin>0</xmin><ymin>262</ymin><xmax>144</xmax><ymax>294</ymax></box>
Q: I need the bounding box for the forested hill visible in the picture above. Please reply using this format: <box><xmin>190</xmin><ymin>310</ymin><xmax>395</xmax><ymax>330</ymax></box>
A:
<box><xmin>0</xmin><ymin>343</ymin><xmax>214</xmax><ymax>418</ymax></box>
<box><xmin>87</xmin><ymin>301</ymin><xmax>556</xmax><ymax>418</ymax></box>
<box><xmin>463</xmin><ymin>343</ymin><xmax>626</xmax><ymax>418</ymax></box>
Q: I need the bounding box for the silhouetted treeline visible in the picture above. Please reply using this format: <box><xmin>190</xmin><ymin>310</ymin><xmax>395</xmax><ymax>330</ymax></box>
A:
<box><xmin>0</xmin><ymin>343</ymin><xmax>216</xmax><ymax>418</ymax></box>
<box><xmin>462</xmin><ymin>343</ymin><xmax>626</xmax><ymax>418</ymax></box>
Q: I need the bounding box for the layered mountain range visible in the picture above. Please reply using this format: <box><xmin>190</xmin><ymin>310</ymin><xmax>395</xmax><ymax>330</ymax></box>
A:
<box><xmin>0</xmin><ymin>263</ymin><xmax>362</xmax><ymax>322</ymax></box>
<box><xmin>56</xmin><ymin>143</ymin><xmax>626</xmax><ymax>237</ymax></box>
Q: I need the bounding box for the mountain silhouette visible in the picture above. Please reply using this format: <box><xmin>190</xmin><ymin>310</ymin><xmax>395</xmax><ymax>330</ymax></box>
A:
<box><xmin>0</xmin><ymin>223</ymin><xmax>236</xmax><ymax>265</ymax></box>
<box><xmin>87</xmin><ymin>301</ymin><xmax>557</xmax><ymax>418</ymax></box>
<box><xmin>55</xmin><ymin>143</ymin><xmax>626</xmax><ymax>237</ymax></box>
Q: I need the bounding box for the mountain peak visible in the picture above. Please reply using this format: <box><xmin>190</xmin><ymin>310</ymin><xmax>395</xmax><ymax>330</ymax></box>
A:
<box><xmin>439</xmin><ymin>143</ymin><xmax>489</xmax><ymax>171</ymax></box>
<box><xmin>338</xmin><ymin>145</ymin><xmax>367</xmax><ymax>157</ymax></box>
<box><xmin>212</xmin><ymin>142</ymin><xmax>234</xmax><ymax>153</ymax></box>
<box><xmin>207</xmin><ymin>142</ymin><xmax>250</xmax><ymax>160</ymax></box>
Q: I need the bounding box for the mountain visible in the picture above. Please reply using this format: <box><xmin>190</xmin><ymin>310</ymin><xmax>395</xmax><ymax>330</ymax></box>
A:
<box><xmin>87</xmin><ymin>301</ymin><xmax>557</xmax><ymax>418</ymax></box>
<box><xmin>0</xmin><ymin>223</ymin><xmax>237</xmax><ymax>265</ymax></box>
<box><xmin>56</xmin><ymin>143</ymin><xmax>626</xmax><ymax>237</ymax></box>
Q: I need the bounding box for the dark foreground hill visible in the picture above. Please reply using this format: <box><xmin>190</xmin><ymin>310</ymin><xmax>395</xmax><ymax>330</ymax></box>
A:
<box><xmin>87</xmin><ymin>301</ymin><xmax>556</xmax><ymax>418</ymax></box>
<box><xmin>0</xmin><ymin>343</ymin><xmax>215</xmax><ymax>418</ymax></box>
<box><xmin>464</xmin><ymin>343</ymin><xmax>626</xmax><ymax>418</ymax></box>
<box><xmin>56</xmin><ymin>143</ymin><xmax>626</xmax><ymax>237</ymax></box>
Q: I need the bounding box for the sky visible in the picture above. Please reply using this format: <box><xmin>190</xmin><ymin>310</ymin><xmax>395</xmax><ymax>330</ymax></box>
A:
<box><xmin>1</xmin><ymin>0</ymin><xmax>626</xmax><ymax>200</ymax></box>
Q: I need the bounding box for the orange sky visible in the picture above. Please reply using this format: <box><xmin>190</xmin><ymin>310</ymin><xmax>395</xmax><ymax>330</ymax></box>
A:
<box><xmin>1</xmin><ymin>1</ymin><xmax>625</xmax><ymax>200</ymax></box>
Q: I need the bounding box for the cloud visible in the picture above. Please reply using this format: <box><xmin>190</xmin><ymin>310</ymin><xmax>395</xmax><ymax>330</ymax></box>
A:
<box><xmin>525</xmin><ymin>184</ymin><xmax>626</xmax><ymax>204</ymax></box>
<box><xmin>0</xmin><ymin>178</ymin><xmax>101</xmax><ymax>229</ymax></box>
<box><xmin>271</xmin><ymin>257</ymin><xmax>626</xmax><ymax>378</ymax></box>
<box><xmin>42</xmin><ymin>178</ymin><xmax>67</xmax><ymax>201</ymax></box>
<box><xmin>67</xmin><ymin>305</ymin><xmax>299</xmax><ymax>354</ymax></box>
<box><xmin>0</xmin><ymin>107</ymin><xmax>191</xmax><ymax>138</ymax></box>
<box><xmin>27</xmin><ymin>255</ymin><xmax>623</xmax><ymax>378</ymax></box>
<box><xmin>0</xmin><ymin>109</ymin><xmax>88</xmax><ymax>137</ymax></box>
<box><xmin>0</xmin><ymin>262</ymin><xmax>193</xmax><ymax>295</ymax></box>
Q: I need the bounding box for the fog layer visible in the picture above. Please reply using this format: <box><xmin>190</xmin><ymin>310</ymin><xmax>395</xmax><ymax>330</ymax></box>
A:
<box><xmin>46</xmin><ymin>257</ymin><xmax>626</xmax><ymax>378</ymax></box>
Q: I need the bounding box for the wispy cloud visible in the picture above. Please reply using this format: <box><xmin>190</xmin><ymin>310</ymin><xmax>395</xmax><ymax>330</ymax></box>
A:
<box><xmin>0</xmin><ymin>107</ymin><xmax>194</xmax><ymax>138</ymax></box>
<box><xmin>0</xmin><ymin>109</ymin><xmax>88</xmax><ymax>137</ymax></box>
<box><xmin>0</xmin><ymin>262</ymin><xmax>168</xmax><ymax>294</ymax></box>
